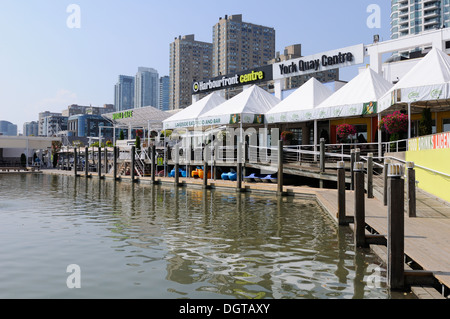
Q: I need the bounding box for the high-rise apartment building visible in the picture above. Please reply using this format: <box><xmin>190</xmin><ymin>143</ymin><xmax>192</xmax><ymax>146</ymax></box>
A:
<box><xmin>38</xmin><ymin>111</ymin><xmax>61</xmax><ymax>136</ymax></box>
<box><xmin>159</xmin><ymin>76</ymin><xmax>170</xmax><ymax>111</ymax></box>
<box><xmin>169</xmin><ymin>34</ymin><xmax>213</xmax><ymax>110</ymax></box>
<box><xmin>114</xmin><ymin>75</ymin><xmax>135</xmax><ymax>112</ymax></box>
<box><xmin>135</xmin><ymin>67</ymin><xmax>159</xmax><ymax>108</ymax></box>
<box><xmin>391</xmin><ymin>0</ymin><xmax>449</xmax><ymax>41</ymax></box>
<box><xmin>212</xmin><ymin>14</ymin><xmax>275</xmax><ymax>76</ymax></box>
<box><xmin>23</xmin><ymin>121</ymin><xmax>39</xmax><ymax>137</ymax></box>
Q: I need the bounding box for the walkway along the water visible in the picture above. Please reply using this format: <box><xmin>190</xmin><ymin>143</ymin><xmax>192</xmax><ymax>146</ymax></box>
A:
<box><xmin>41</xmin><ymin>162</ymin><xmax>450</xmax><ymax>299</ymax></box>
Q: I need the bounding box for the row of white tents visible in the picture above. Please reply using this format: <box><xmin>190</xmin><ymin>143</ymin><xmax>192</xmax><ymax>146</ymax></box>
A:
<box><xmin>163</xmin><ymin>47</ymin><xmax>450</xmax><ymax>136</ymax></box>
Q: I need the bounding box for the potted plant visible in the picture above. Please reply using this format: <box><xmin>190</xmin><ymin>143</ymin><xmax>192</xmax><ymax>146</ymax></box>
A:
<box><xmin>378</xmin><ymin>111</ymin><xmax>408</xmax><ymax>151</ymax></box>
<box><xmin>336</xmin><ymin>124</ymin><xmax>357</xmax><ymax>143</ymax></box>
<box><xmin>281</xmin><ymin>131</ymin><xmax>294</xmax><ymax>145</ymax></box>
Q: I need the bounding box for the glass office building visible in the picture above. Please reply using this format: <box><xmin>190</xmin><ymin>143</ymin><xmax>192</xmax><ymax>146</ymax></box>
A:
<box><xmin>114</xmin><ymin>75</ymin><xmax>135</xmax><ymax>112</ymax></box>
<box><xmin>135</xmin><ymin>67</ymin><xmax>159</xmax><ymax>108</ymax></box>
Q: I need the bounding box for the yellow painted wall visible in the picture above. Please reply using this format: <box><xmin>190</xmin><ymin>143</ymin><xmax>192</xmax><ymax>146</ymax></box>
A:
<box><xmin>330</xmin><ymin>117</ymin><xmax>373</xmax><ymax>142</ymax></box>
<box><xmin>405</xmin><ymin>148</ymin><xmax>450</xmax><ymax>203</ymax></box>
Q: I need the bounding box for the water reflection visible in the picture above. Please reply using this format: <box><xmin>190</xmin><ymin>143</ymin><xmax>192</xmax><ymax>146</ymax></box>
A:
<box><xmin>0</xmin><ymin>174</ymin><xmax>407</xmax><ymax>299</ymax></box>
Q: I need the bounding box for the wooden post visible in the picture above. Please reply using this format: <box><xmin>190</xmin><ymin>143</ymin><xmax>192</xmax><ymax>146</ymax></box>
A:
<box><xmin>320</xmin><ymin>138</ymin><xmax>325</xmax><ymax>173</ymax></box>
<box><xmin>350</xmin><ymin>149</ymin><xmax>355</xmax><ymax>191</ymax></box>
<box><xmin>387</xmin><ymin>163</ymin><xmax>405</xmax><ymax>290</ymax></box>
<box><xmin>337</xmin><ymin>161</ymin><xmax>348</xmax><ymax>226</ymax></box>
<box><xmin>354</xmin><ymin>162</ymin><xmax>367</xmax><ymax>248</ymax></box>
<box><xmin>277</xmin><ymin>140</ymin><xmax>284</xmax><ymax>196</ymax></box>
<box><xmin>74</xmin><ymin>148</ymin><xmax>78</xmax><ymax>177</ymax></box>
<box><xmin>383</xmin><ymin>158</ymin><xmax>390</xmax><ymax>206</ymax></box>
<box><xmin>131</xmin><ymin>146</ymin><xmax>136</xmax><ymax>183</ymax></box>
<box><xmin>104</xmin><ymin>147</ymin><xmax>108</xmax><ymax>174</ymax></box>
<box><xmin>407</xmin><ymin>162</ymin><xmax>417</xmax><ymax>218</ymax></box>
<box><xmin>113</xmin><ymin>146</ymin><xmax>118</xmax><ymax>181</ymax></box>
<box><xmin>85</xmin><ymin>146</ymin><xmax>89</xmax><ymax>178</ymax></box>
<box><xmin>367</xmin><ymin>153</ymin><xmax>374</xmax><ymax>199</ymax></box>
<box><xmin>236</xmin><ymin>141</ymin><xmax>242</xmax><ymax>192</ymax></box>
<box><xmin>151</xmin><ymin>145</ymin><xmax>157</xmax><ymax>184</ymax></box>
<box><xmin>98</xmin><ymin>146</ymin><xmax>102</xmax><ymax>179</ymax></box>
<box><xmin>174</xmin><ymin>144</ymin><xmax>180</xmax><ymax>186</ymax></box>
<box><xmin>203</xmin><ymin>159</ymin><xmax>209</xmax><ymax>189</ymax></box>
<box><xmin>355</xmin><ymin>148</ymin><xmax>361</xmax><ymax>162</ymax></box>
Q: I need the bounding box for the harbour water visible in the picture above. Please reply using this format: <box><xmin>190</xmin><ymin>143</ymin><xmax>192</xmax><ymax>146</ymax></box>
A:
<box><xmin>0</xmin><ymin>173</ymin><xmax>413</xmax><ymax>299</ymax></box>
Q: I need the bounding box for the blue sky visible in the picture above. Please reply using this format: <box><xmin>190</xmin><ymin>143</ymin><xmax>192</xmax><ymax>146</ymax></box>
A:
<box><xmin>0</xmin><ymin>0</ymin><xmax>391</xmax><ymax>132</ymax></box>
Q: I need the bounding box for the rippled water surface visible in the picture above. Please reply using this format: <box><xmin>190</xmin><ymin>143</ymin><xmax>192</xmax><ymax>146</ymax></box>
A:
<box><xmin>0</xmin><ymin>174</ymin><xmax>410</xmax><ymax>299</ymax></box>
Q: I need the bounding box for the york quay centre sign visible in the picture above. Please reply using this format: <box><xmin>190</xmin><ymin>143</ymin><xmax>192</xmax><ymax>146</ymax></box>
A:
<box><xmin>273</xmin><ymin>44</ymin><xmax>365</xmax><ymax>80</ymax></box>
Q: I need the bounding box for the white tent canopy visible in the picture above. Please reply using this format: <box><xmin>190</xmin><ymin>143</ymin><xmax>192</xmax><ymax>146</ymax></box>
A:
<box><xmin>198</xmin><ymin>85</ymin><xmax>281</xmax><ymax>126</ymax></box>
<box><xmin>378</xmin><ymin>47</ymin><xmax>450</xmax><ymax>113</ymax></box>
<box><xmin>163</xmin><ymin>92</ymin><xmax>226</xmax><ymax>130</ymax></box>
<box><xmin>315</xmin><ymin>67</ymin><xmax>393</xmax><ymax>120</ymax></box>
<box><xmin>266</xmin><ymin>78</ymin><xmax>333</xmax><ymax>124</ymax></box>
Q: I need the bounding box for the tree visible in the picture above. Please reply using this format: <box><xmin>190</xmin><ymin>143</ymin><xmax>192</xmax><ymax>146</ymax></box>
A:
<box><xmin>119</xmin><ymin>130</ymin><xmax>125</xmax><ymax>141</ymax></box>
<box><xmin>418</xmin><ymin>108</ymin><xmax>433</xmax><ymax>137</ymax></box>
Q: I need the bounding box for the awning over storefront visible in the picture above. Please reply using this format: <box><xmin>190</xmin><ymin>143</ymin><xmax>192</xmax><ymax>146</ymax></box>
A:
<box><xmin>265</xmin><ymin>78</ymin><xmax>333</xmax><ymax>124</ymax></box>
<box><xmin>198</xmin><ymin>85</ymin><xmax>280</xmax><ymax>126</ymax></box>
<box><xmin>103</xmin><ymin>106</ymin><xmax>171</xmax><ymax>130</ymax></box>
<box><xmin>315</xmin><ymin>67</ymin><xmax>393</xmax><ymax>120</ymax></box>
<box><xmin>163</xmin><ymin>92</ymin><xmax>226</xmax><ymax>130</ymax></box>
<box><xmin>379</xmin><ymin>47</ymin><xmax>450</xmax><ymax>114</ymax></box>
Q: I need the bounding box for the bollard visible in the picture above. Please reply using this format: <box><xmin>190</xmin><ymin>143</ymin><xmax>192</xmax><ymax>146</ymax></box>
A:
<box><xmin>355</xmin><ymin>148</ymin><xmax>361</xmax><ymax>162</ymax></box>
<box><xmin>383</xmin><ymin>158</ymin><xmax>391</xmax><ymax>206</ymax></box>
<box><xmin>387</xmin><ymin>163</ymin><xmax>405</xmax><ymax>290</ymax></box>
<box><xmin>367</xmin><ymin>153</ymin><xmax>374</xmax><ymax>199</ymax></box>
<box><xmin>277</xmin><ymin>140</ymin><xmax>284</xmax><ymax>196</ymax></box>
<box><xmin>131</xmin><ymin>146</ymin><xmax>136</xmax><ymax>183</ymax></box>
<box><xmin>407</xmin><ymin>162</ymin><xmax>416</xmax><ymax>218</ymax></box>
<box><xmin>354</xmin><ymin>162</ymin><xmax>367</xmax><ymax>248</ymax></box>
<box><xmin>320</xmin><ymin>138</ymin><xmax>325</xmax><ymax>173</ymax></box>
<box><xmin>337</xmin><ymin>161</ymin><xmax>348</xmax><ymax>226</ymax></box>
<box><xmin>350</xmin><ymin>149</ymin><xmax>355</xmax><ymax>191</ymax></box>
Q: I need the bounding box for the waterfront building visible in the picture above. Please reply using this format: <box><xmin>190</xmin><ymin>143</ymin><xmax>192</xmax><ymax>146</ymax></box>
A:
<box><xmin>135</xmin><ymin>67</ymin><xmax>159</xmax><ymax>109</ymax></box>
<box><xmin>42</xmin><ymin>115</ymin><xmax>68</xmax><ymax>137</ymax></box>
<box><xmin>62</xmin><ymin>104</ymin><xmax>115</xmax><ymax>117</ymax></box>
<box><xmin>23</xmin><ymin>121</ymin><xmax>39</xmax><ymax>137</ymax></box>
<box><xmin>169</xmin><ymin>34</ymin><xmax>213</xmax><ymax>110</ymax></box>
<box><xmin>38</xmin><ymin>111</ymin><xmax>61</xmax><ymax>136</ymax></box>
<box><xmin>159</xmin><ymin>76</ymin><xmax>170</xmax><ymax>111</ymax></box>
<box><xmin>67</xmin><ymin>114</ymin><xmax>113</xmax><ymax>139</ymax></box>
<box><xmin>0</xmin><ymin>120</ymin><xmax>18</xmax><ymax>136</ymax></box>
<box><xmin>114</xmin><ymin>75</ymin><xmax>135</xmax><ymax>112</ymax></box>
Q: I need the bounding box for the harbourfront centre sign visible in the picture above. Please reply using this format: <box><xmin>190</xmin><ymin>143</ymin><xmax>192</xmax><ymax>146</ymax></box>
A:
<box><xmin>192</xmin><ymin>44</ymin><xmax>364</xmax><ymax>95</ymax></box>
<box><xmin>192</xmin><ymin>65</ymin><xmax>272</xmax><ymax>95</ymax></box>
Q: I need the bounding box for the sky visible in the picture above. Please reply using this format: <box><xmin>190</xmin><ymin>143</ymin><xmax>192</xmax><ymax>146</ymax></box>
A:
<box><xmin>0</xmin><ymin>0</ymin><xmax>391</xmax><ymax>133</ymax></box>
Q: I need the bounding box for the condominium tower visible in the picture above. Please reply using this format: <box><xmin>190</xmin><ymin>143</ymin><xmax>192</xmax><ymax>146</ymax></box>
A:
<box><xmin>169</xmin><ymin>35</ymin><xmax>213</xmax><ymax>110</ymax></box>
<box><xmin>135</xmin><ymin>67</ymin><xmax>159</xmax><ymax>108</ymax></box>
<box><xmin>159</xmin><ymin>76</ymin><xmax>170</xmax><ymax>111</ymax></box>
<box><xmin>114</xmin><ymin>75</ymin><xmax>135</xmax><ymax>112</ymax></box>
<box><xmin>391</xmin><ymin>0</ymin><xmax>449</xmax><ymax>40</ymax></box>
<box><xmin>212</xmin><ymin>14</ymin><xmax>275</xmax><ymax>77</ymax></box>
